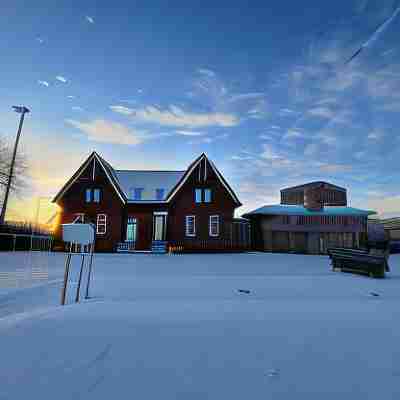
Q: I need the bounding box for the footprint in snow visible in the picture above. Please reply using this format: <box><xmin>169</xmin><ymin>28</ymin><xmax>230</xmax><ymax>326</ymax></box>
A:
<box><xmin>266</xmin><ymin>368</ymin><xmax>280</xmax><ymax>378</ymax></box>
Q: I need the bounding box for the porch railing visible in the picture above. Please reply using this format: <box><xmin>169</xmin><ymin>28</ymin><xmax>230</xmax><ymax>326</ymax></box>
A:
<box><xmin>116</xmin><ymin>241</ymin><xmax>136</xmax><ymax>252</ymax></box>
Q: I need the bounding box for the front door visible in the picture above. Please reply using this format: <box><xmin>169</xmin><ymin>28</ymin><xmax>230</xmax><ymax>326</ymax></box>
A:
<box><xmin>153</xmin><ymin>213</ymin><xmax>167</xmax><ymax>241</ymax></box>
<box><xmin>126</xmin><ymin>217</ymin><xmax>138</xmax><ymax>249</ymax></box>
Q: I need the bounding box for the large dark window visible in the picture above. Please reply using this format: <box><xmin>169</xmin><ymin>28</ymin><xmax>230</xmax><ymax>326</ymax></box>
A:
<box><xmin>194</xmin><ymin>188</ymin><xmax>212</xmax><ymax>203</ymax></box>
<box><xmin>85</xmin><ymin>188</ymin><xmax>101</xmax><ymax>203</ymax></box>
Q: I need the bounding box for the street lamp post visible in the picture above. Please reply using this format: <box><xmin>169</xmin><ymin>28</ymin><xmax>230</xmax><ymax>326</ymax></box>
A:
<box><xmin>0</xmin><ymin>106</ymin><xmax>30</xmax><ymax>225</ymax></box>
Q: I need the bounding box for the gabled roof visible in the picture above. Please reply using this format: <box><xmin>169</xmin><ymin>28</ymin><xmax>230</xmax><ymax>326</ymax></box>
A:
<box><xmin>281</xmin><ymin>181</ymin><xmax>346</xmax><ymax>192</ymax></box>
<box><xmin>242</xmin><ymin>204</ymin><xmax>376</xmax><ymax>218</ymax></box>
<box><xmin>53</xmin><ymin>151</ymin><xmax>241</xmax><ymax>206</ymax></box>
<box><xmin>52</xmin><ymin>152</ymin><xmax>126</xmax><ymax>203</ymax></box>
<box><xmin>165</xmin><ymin>153</ymin><xmax>241</xmax><ymax>206</ymax></box>
<box><xmin>116</xmin><ymin>170</ymin><xmax>185</xmax><ymax>201</ymax></box>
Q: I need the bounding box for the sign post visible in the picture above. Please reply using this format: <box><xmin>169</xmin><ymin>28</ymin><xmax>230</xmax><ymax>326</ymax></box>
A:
<box><xmin>61</xmin><ymin>223</ymin><xmax>95</xmax><ymax>305</ymax></box>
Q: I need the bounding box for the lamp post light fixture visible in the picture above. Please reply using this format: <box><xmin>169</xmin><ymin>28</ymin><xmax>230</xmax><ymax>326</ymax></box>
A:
<box><xmin>0</xmin><ymin>106</ymin><xmax>30</xmax><ymax>225</ymax></box>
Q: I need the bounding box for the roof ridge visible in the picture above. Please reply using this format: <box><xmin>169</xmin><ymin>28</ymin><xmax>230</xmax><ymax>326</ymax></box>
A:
<box><xmin>115</xmin><ymin>169</ymin><xmax>185</xmax><ymax>173</ymax></box>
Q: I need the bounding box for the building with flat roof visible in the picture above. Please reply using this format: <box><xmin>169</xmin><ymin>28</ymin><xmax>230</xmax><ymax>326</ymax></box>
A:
<box><xmin>243</xmin><ymin>182</ymin><xmax>375</xmax><ymax>254</ymax></box>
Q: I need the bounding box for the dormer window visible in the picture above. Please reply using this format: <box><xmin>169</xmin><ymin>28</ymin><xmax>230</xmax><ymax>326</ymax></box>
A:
<box><xmin>129</xmin><ymin>188</ymin><xmax>144</xmax><ymax>200</ymax></box>
<box><xmin>134</xmin><ymin>188</ymin><xmax>143</xmax><ymax>200</ymax></box>
<box><xmin>156</xmin><ymin>188</ymin><xmax>165</xmax><ymax>201</ymax></box>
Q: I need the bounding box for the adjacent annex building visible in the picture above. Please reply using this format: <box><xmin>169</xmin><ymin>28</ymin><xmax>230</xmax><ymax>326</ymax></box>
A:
<box><xmin>243</xmin><ymin>181</ymin><xmax>375</xmax><ymax>254</ymax></box>
<box><xmin>53</xmin><ymin>152</ymin><xmax>250</xmax><ymax>252</ymax></box>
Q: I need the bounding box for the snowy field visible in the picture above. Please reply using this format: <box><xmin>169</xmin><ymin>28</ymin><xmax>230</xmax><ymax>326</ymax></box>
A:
<box><xmin>1</xmin><ymin>251</ymin><xmax>400</xmax><ymax>399</ymax></box>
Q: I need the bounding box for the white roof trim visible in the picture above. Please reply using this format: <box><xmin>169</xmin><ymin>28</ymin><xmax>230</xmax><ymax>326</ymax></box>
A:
<box><xmin>165</xmin><ymin>155</ymin><xmax>205</xmax><ymax>202</ymax></box>
<box><xmin>165</xmin><ymin>154</ymin><xmax>240</xmax><ymax>205</ymax></box>
<box><xmin>53</xmin><ymin>153</ymin><xmax>125</xmax><ymax>204</ymax></box>
<box><xmin>94</xmin><ymin>154</ymin><xmax>126</xmax><ymax>202</ymax></box>
<box><xmin>208</xmin><ymin>159</ymin><xmax>241</xmax><ymax>205</ymax></box>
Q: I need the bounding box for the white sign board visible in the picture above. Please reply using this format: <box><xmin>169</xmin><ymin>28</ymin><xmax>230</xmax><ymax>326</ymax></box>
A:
<box><xmin>62</xmin><ymin>223</ymin><xmax>95</xmax><ymax>245</ymax></box>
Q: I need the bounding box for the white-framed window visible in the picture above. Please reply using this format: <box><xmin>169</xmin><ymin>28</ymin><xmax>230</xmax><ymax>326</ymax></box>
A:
<box><xmin>209</xmin><ymin>215</ymin><xmax>219</xmax><ymax>237</ymax></box>
<box><xmin>185</xmin><ymin>215</ymin><xmax>196</xmax><ymax>237</ymax></box>
<box><xmin>96</xmin><ymin>214</ymin><xmax>107</xmax><ymax>235</ymax></box>
<box><xmin>93</xmin><ymin>188</ymin><xmax>101</xmax><ymax>203</ymax></box>
<box><xmin>204</xmin><ymin>188</ymin><xmax>212</xmax><ymax>203</ymax></box>
<box><xmin>195</xmin><ymin>188</ymin><xmax>202</xmax><ymax>203</ymax></box>
<box><xmin>85</xmin><ymin>188</ymin><xmax>92</xmax><ymax>203</ymax></box>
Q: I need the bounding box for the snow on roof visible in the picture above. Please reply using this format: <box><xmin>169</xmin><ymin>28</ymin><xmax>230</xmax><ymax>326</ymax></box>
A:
<box><xmin>115</xmin><ymin>170</ymin><xmax>185</xmax><ymax>201</ymax></box>
<box><xmin>243</xmin><ymin>204</ymin><xmax>376</xmax><ymax>217</ymax></box>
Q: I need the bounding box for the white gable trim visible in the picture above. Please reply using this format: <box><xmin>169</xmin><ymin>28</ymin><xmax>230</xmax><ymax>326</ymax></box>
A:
<box><xmin>94</xmin><ymin>154</ymin><xmax>126</xmax><ymax>202</ymax></box>
<box><xmin>53</xmin><ymin>153</ymin><xmax>125</xmax><ymax>204</ymax></box>
<box><xmin>165</xmin><ymin>154</ymin><xmax>240</xmax><ymax>205</ymax></box>
<box><xmin>165</xmin><ymin>156</ymin><xmax>205</xmax><ymax>202</ymax></box>
<box><xmin>208</xmin><ymin>159</ymin><xmax>241</xmax><ymax>205</ymax></box>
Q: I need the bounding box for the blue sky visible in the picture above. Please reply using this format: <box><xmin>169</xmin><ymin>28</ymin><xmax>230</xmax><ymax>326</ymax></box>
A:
<box><xmin>1</xmin><ymin>0</ymin><xmax>400</xmax><ymax>220</ymax></box>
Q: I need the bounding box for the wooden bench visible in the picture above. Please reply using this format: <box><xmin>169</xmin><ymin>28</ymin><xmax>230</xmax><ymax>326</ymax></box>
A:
<box><xmin>327</xmin><ymin>245</ymin><xmax>390</xmax><ymax>278</ymax></box>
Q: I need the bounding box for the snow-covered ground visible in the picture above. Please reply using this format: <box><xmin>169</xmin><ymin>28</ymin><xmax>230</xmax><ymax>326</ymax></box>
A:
<box><xmin>1</xmin><ymin>251</ymin><xmax>400</xmax><ymax>399</ymax></box>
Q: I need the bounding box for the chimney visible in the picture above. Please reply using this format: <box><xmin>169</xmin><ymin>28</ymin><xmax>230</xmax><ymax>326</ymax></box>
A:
<box><xmin>304</xmin><ymin>185</ymin><xmax>323</xmax><ymax>211</ymax></box>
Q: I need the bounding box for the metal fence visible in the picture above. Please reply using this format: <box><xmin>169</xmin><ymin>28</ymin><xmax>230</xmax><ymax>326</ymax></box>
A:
<box><xmin>0</xmin><ymin>232</ymin><xmax>53</xmax><ymax>252</ymax></box>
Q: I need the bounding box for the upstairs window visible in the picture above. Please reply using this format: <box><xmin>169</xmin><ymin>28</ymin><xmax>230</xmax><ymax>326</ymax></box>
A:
<box><xmin>185</xmin><ymin>215</ymin><xmax>196</xmax><ymax>237</ymax></box>
<box><xmin>85</xmin><ymin>188</ymin><xmax>101</xmax><ymax>203</ymax></box>
<box><xmin>209</xmin><ymin>215</ymin><xmax>220</xmax><ymax>237</ymax></box>
<box><xmin>204</xmin><ymin>189</ymin><xmax>212</xmax><ymax>203</ymax></box>
<box><xmin>85</xmin><ymin>188</ymin><xmax>92</xmax><ymax>203</ymax></box>
<box><xmin>134</xmin><ymin>188</ymin><xmax>144</xmax><ymax>200</ymax></box>
<box><xmin>96</xmin><ymin>214</ymin><xmax>107</xmax><ymax>235</ymax></box>
<box><xmin>93</xmin><ymin>188</ymin><xmax>101</xmax><ymax>203</ymax></box>
<box><xmin>129</xmin><ymin>188</ymin><xmax>144</xmax><ymax>200</ymax></box>
<box><xmin>195</xmin><ymin>188</ymin><xmax>202</xmax><ymax>203</ymax></box>
<box><xmin>194</xmin><ymin>188</ymin><xmax>212</xmax><ymax>203</ymax></box>
<box><xmin>156</xmin><ymin>188</ymin><xmax>165</xmax><ymax>201</ymax></box>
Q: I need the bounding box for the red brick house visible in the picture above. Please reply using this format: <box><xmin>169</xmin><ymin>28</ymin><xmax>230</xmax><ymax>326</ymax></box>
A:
<box><xmin>53</xmin><ymin>152</ymin><xmax>249</xmax><ymax>252</ymax></box>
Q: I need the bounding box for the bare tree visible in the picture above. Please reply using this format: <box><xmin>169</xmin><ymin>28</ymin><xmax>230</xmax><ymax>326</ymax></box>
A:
<box><xmin>0</xmin><ymin>136</ymin><xmax>28</xmax><ymax>208</ymax></box>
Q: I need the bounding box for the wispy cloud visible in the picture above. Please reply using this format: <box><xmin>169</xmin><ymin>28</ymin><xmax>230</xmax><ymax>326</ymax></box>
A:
<box><xmin>56</xmin><ymin>76</ymin><xmax>68</xmax><ymax>83</ymax></box>
<box><xmin>37</xmin><ymin>80</ymin><xmax>49</xmax><ymax>87</ymax></box>
<box><xmin>367</xmin><ymin>130</ymin><xmax>383</xmax><ymax>140</ymax></box>
<box><xmin>283</xmin><ymin>130</ymin><xmax>304</xmax><ymax>140</ymax></box>
<box><xmin>109</xmin><ymin>105</ymin><xmax>134</xmax><ymax>115</ymax></box>
<box><xmin>191</xmin><ymin>69</ymin><xmax>268</xmax><ymax>120</ymax></box>
<box><xmin>197</xmin><ymin>68</ymin><xmax>216</xmax><ymax>78</ymax></box>
<box><xmin>261</xmin><ymin>144</ymin><xmax>282</xmax><ymax>160</ymax></box>
<box><xmin>279</xmin><ymin>108</ymin><xmax>299</xmax><ymax>116</ymax></box>
<box><xmin>85</xmin><ymin>16</ymin><xmax>95</xmax><ymax>24</ymax></box>
<box><xmin>111</xmin><ymin>104</ymin><xmax>239</xmax><ymax>128</ymax></box>
<box><xmin>175</xmin><ymin>130</ymin><xmax>204</xmax><ymax>136</ymax></box>
<box><xmin>228</xmin><ymin>92</ymin><xmax>265</xmax><ymax>103</ymax></box>
<box><xmin>308</xmin><ymin>107</ymin><xmax>335</xmax><ymax>119</ymax></box>
<box><xmin>65</xmin><ymin>119</ymin><xmax>144</xmax><ymax>145</ymax></box>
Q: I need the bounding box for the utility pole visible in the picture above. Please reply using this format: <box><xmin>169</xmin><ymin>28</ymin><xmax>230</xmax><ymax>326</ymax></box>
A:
<box><xmin>0</xmin><ymin>106</ymin><xmax>30</xmax><ymax>224</ymax></box>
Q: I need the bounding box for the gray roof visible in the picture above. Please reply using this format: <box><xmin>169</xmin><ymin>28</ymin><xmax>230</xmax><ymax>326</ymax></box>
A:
<box><xmin>243</xmin><ymin>204</ymin><xmax>376</xmax><ymax>218</ymax></box>
<box><xmin>114</xmin><ymin>170</ymin><xmax>185</xmax><ymax>201</ymax></box>
<box><xmin>280</xmin><ymin>181</ymin><xmax>346</xmax><ymax>192</ymax></box>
